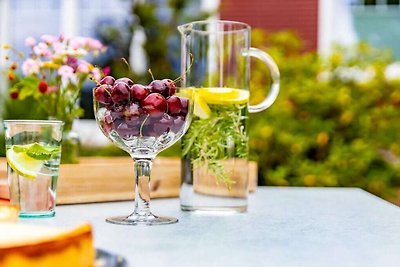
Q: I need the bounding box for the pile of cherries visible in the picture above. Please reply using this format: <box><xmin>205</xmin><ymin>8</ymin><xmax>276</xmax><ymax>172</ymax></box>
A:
<box><xmin>94</xmin><ymin>76</ymin><xmax>188</xmax><ymax>138</ymax></box>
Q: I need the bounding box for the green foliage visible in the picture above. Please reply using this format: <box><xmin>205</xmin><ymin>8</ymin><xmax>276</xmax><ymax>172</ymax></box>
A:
<box><xmin>249</xmin><ymin>29</ymin><xmax>400</xmax><ymax>200</ymax></box>
<box><xmin>129</xmin><ymin>0</ymin><xmax>212</xmax><ymax>82</ymax></box>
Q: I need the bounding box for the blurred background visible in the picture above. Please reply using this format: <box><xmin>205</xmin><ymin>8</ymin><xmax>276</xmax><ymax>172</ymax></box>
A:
<box><xmin>2</xmin><ymin>0</ymin><xmax>400</xmax><ymax>204</ymax></box>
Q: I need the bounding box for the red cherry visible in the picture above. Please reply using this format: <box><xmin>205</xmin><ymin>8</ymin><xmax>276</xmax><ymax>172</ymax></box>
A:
<box><xmin>172</xmin><ymin>116</ymin><xmax>185</xmax><ymax>132</ymax></box>
<box><xmin>149</xmin><ymin>80</ymin><xmax>166</xmax><ymax>95</ymax></box>
<box><xmin>94</xmin><ymin>84</ymin><xmax>112</xmax><ymax>104</ymax></box>
<box><xmin>111</xmin><ymin>82</ymin><xmax>130</xmax><ymax>103</ymax></box>
<box><xmin>153</xmin><ymin>122</ymin><xmax>171</xmax><ymax>135</ymax></box>
<box><xmin>149</xmin><ymin>79</ymin><xmax>176</xmax><ymax>97</ymax></box>
<box><xmin>130</xmin><ymin>84</ymin><xmax>149</xmax><ymax>101</ymax></box>
<box><xmin>123</xmin><ymin>103</ymin><xmax>140</xmax><ymax>117</ymax></box>
<box><xmin>115</xmin><ymin>77</ymin><xmax>134</xmax><ymax>86</ymax></box>
<box><xmin>179</xmin><ymin>97</ymin><xmax>189</xmax><ymax>116</ymax></box>
<box><xmin>167</xmin><ymin>96</ymin><xmax>182</xmax><ymax>115</ymax></box>
<box><xmin>103</xmin><ymin>110</ymin><xmax>113</xmax><ymax>124</ymax></box>
<box><xmin>160</xmin><ymin>113</ymin><xmax>173</xmax><ymax>125</ymax></box>
<box><xmin>141</xmin><ymin>93</ymin><xmax>167</xmax><ymax>118</ymax></box>
<box><xmin>112</xmin><ymin>103</ymin><xmax>125</xmax><ymax>112</ymax></box>
<box><xmin>10</xmin><ymin>91</ymin><xmax>19</xmax><ymax>100</ymax></box>
<box><xmin>99</xmin><ymin>76</ymin><xmax>115</xmax><ymax>86</ymax></box>
<box><xmin>38</xmin><ymin>81</ymin><xmax>48</xmax><ymax>94</ymax></box>
<box><xmin>162</xmin><ymin>79</ymin><xmax>176</xmax><ymax>96</ymax></box>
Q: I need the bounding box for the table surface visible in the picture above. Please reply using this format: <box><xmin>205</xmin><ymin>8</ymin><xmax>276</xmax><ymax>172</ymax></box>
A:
<box><xmin>21</xmin><ymin>187</ymin><xmax>400</xmax><ymax>267</ymax></box>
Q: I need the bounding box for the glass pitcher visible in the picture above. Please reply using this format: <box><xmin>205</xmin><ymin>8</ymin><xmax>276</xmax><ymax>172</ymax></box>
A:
<box><xmin>178</xmin><ymin>20</ymin><xmax>280</xmax><ymax>212</ymax></box>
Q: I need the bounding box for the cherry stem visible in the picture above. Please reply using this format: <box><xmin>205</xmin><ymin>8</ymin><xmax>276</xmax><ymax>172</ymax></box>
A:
<box><xmin>121</xmin><ymin>58</ymin><xmax>132</xmax><ymax>75</ymax></box>
<box><xmin>148</xmin><ymin>69</ymin><xmax>155</xmax><ymax>81</ymax></box>
<box><xmin>174</xmin><ymin>53</ymin><xmax>194</xmax><ymax>84</ymax></box>
<box><xmin>139</xmin><ymin>114</ymin><xmax>150</xmax><ymax>137</ymax></box>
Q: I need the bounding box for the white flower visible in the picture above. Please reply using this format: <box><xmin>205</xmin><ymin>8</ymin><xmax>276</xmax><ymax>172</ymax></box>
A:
<box><xmin>24</xmin><ymin>37</ymin><xmax>36</xmax><ymax>47</ymax></box>
<box><xmin>77</xmin><ymin>61</ymin><xmax>90</xmax><ymax>73</ymax></box>
<box><xmin>317</xmin><ymin>71</ymin><xmax>332</xmax><ymax>82</ymax></box>
<box><xmin>58</xmin><ymin>65</ymin><xmax>75</xmax><ymax>82</ymax></box>
<box><xmin>52</xmin><ymin>42</ymin><xmax>66</xmax><ymax>55</ymax></box>
<box><xmin>41</xmin><ymin>34</ymin><xmax>57</xmax><ymax>45</ymax></box>
<box><xmin>65</xmin><ymin>48</ymin><xmax>87</xmax><ymax>57</ymax></box>
<box><xmin>69</xmin><ymin>37</ymin><xmax>86</xmax><ymax>50</ymax></box>
<box><xmin>384</xmin><ymin>62</ymin><xmax>400</xmax><ymax>82</ymax></box>
<box><xmin>33</xmin><ymin>42</ymin><xmax>51</xmax><ymax>57</ymax></box>
<box><xmin>21</xmin><ymin>58</ymin><xmax>40</xmax><ymax>75</ymax></box>
<box><xmin>334</xmin><ymin>66</ymin><xmax>375</xmax><ymax>84</ymax></box>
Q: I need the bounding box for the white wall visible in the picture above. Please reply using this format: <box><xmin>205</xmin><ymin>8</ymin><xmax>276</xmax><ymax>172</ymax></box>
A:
<box><xmin>318</xmin><ymin>0</ymin><xmax>358</xmax><ymax>56</ymax></box>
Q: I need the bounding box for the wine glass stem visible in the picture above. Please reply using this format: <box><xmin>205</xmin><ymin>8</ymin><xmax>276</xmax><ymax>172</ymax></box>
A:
<box><xmin>133</xmin><ymin>158</ymin><xmax>152</xmax><ymax>216</ymax></box>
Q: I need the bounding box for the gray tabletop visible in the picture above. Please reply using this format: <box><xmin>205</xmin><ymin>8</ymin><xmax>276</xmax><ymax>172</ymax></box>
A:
<box><xmin>21</xmin><ymin>187</ymin><xmax>400</xmax><ymax>267</ymax></box>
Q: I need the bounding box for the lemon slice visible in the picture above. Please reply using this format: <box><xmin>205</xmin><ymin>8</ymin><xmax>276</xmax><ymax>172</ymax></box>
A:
<box><xmin>194</xmin><ymin>94</ymin><xmax>211</xmax><ymax>119</ymax></box>
<box><xmin>198</xmin><ymin>87</ymin><xmax>240</xmax><ymax>99</ymax></box>
<box><xmin>199</xmin><ymin>88</ymin><xmax>249</xmax><ymax>105</ymax></box>
<box><xmin>6</xmin><ymin>147</ymin><xmax>44</xmax><ymax>180</ymax></box>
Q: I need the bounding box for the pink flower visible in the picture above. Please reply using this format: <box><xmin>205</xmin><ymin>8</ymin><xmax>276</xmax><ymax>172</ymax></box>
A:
<box><xmin>33</xmin><ymin>42</ymin><xmax>51</xmax><ymax>57</ymax></box>
<box><xmin>47</xmin><ymin>86</ymin><xmax>59</xmax><ymax>93</ymax></box>
<box><xmin>58</xmin><ymin>33</ymin><xmax>65</xmax><ymax>42</ymax></box>
<box><xmin>86</xmin><ymin>38</ymin><xmax>103</xmax><ymax>51</ymax></box>
<box><xmin>66</xmin><ymin>56</ymin><xmax>78</xmax><ymax>69</ymax></box>
<box><xmin>22</xmin><ymin>59</ymin><xmax>40</xmax><ymax>75</ymax></box>
<box><xmin>70</xmin><ymin>37</ymin><xmax>85</xmax><ymax>50</ymax></box>
<box><xmin>53</xmin><ymin>42</ymin><xmax>65</xmax><ymax>55</ymax></box>
<box><xmin>66</xmin><ymin>48</ymin><xmax>87</xmax><ymax>57</ymax></box>
<box><xmin>24</xmin><ymin>37</ymin><xmax>36</xmax><ymax>47</ymax></box>
<box><xmin>77</xmin><ymin>61</ymin><xmax>90</xmax><ymax>73</ymax></box>
<box><xmin>91</xmin><ymin>67</ymin><xmax>101</xmax><ymax>81</ymax></box>
<box><xmin>41</xmin><ymin>35</ymin><xmax>57</xmax><ymax>45</ymax></box>
<box><xmin>58</xmin><ymin>65</ymin><xmax>75</xmax><ymax>81</ymax></box>
<box><xmin>103</xmin><ymin>66</ymin><xmax>111</xmax><ymax>76</ymax></box>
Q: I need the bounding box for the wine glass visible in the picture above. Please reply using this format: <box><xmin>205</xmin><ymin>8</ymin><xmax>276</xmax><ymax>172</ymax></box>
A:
<box><xmin>93</xmin><ymin>77</ymin><xmax>193</xmax><ymax>225</ymax></box>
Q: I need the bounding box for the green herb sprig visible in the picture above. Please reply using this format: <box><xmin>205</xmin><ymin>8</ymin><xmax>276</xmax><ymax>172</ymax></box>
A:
<box><xmin>182</xmin><ymin>104</ymin><xmax>248</xmax><ymax>188</ymax></box>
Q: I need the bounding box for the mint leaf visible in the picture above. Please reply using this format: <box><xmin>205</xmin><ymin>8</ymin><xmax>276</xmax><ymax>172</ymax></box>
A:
<box><xmin>12</xmin><ymin>143</ymin><xmax>60</xmax><ymax>160</ymax></box>
<box><xmin>13</xmin><ymin>145</ymin><xmax>28</xmax><ymax>153</ymax></box>
<box><xmin>26</xmin><ymin>143</ymin><xmax>53</xmax><ymax>161</ymax></box>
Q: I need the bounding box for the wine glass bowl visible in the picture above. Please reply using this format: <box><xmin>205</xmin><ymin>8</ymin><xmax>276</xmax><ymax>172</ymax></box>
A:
<box><xmin>93</xmin><ymin>77</ymin><xmax>192</xmax><ymax>225</ymax></box>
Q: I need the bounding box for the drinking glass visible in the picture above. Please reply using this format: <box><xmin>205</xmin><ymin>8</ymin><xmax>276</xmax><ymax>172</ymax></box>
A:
<box><xmin>93</xmin><ymin>83</ymin><xmax>193</xmax><ymax>225</ymax></box>
<box><xmin>178</xmin><ymin>20</ymin><xmax>280</xmax><ymax>212</ymax></box>
<box><xmin>4</xmin><ymin>120</ymin><xmax>64</xmax><ymax>217</ymax></box>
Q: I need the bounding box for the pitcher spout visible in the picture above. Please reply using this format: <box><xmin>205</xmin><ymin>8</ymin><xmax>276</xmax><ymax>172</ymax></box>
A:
<box><xmin>177</xmin><ymin>23</ymin><xmax>193</xmax><ymax>35</ymax></box>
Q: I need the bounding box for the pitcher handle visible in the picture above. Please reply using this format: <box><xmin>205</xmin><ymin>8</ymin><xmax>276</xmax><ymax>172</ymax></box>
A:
<box><xmin>244</xmin><ymin>47</ymin><xmax>280</xmax><ymax>113</ymax></box>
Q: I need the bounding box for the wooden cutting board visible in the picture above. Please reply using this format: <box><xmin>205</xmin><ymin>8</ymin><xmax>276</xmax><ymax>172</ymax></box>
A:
<box><xmin>0</xmin><ymin>157</ymin><xmax>257</xmax><ymax>204</ymax></box>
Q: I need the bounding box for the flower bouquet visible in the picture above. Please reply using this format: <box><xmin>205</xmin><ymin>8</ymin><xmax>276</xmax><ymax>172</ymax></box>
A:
<box><xmin>4</xmin><ymin>34</ymin><xmax>106</xmax><ymax>163</ymax></box>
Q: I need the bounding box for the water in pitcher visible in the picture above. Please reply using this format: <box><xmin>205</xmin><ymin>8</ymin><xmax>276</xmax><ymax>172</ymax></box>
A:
<box><xmin>181</xmin><ymin>87</ymin><xmax>249</xmax><ymax>212</ymax></box>
<box><xmin>178</xmin><ymin>20</ymin><xmax>280</xmax><ymax>212</ymax></box>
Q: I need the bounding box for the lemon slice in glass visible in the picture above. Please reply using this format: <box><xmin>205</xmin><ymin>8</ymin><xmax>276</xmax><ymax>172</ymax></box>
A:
<box><xmin>199</xmin><ymin>88</ymin><xmax>249</xmax><ymax>105</ymax></box>
<box><xmin>194</xmin><ymin>94</ymin><xmax>212</xmax><ymax>119</ymax></box>
<box><xmin>6</xmin><ymin>147</ymin><xmax>44</xmax><ymax>180</ymax></box>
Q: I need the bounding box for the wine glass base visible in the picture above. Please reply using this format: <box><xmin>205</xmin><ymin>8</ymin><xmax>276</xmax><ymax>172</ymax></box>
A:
<box><xmin>106</xmin><ymin>214</ymin><xmax>178</xmax><ymax>226</ymax></box>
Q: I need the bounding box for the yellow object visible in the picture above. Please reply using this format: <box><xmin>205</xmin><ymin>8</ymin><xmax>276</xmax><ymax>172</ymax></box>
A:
<box><xmin>0</xmin><ymin>223</ymin><xmax>95</xmax><ymax>267</ymax></box>
<box><xmin>194</xmin><ymin>94</ymin><xmax>212</xmax><ymax>119</ymax></box>
<box><xmin>198</xmin><ymin>88</ymin><xmax>249</xmax><ymax>105</ymax></box>
<box><xmin>6</xmin><ymin>147</ymin><xmax>43</xmax><ymax>180</ymax></box>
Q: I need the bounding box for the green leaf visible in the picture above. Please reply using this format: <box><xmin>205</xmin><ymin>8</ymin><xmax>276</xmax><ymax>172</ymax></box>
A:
<box><xmin>25</xmin><ymin>143</ymin><xmax>59</xmax><ymax>161</ymax></box>
<box><xmin>14</xmin><ymin>76</ymin><xmax>40</xmax><ymax>100</ymax></box>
